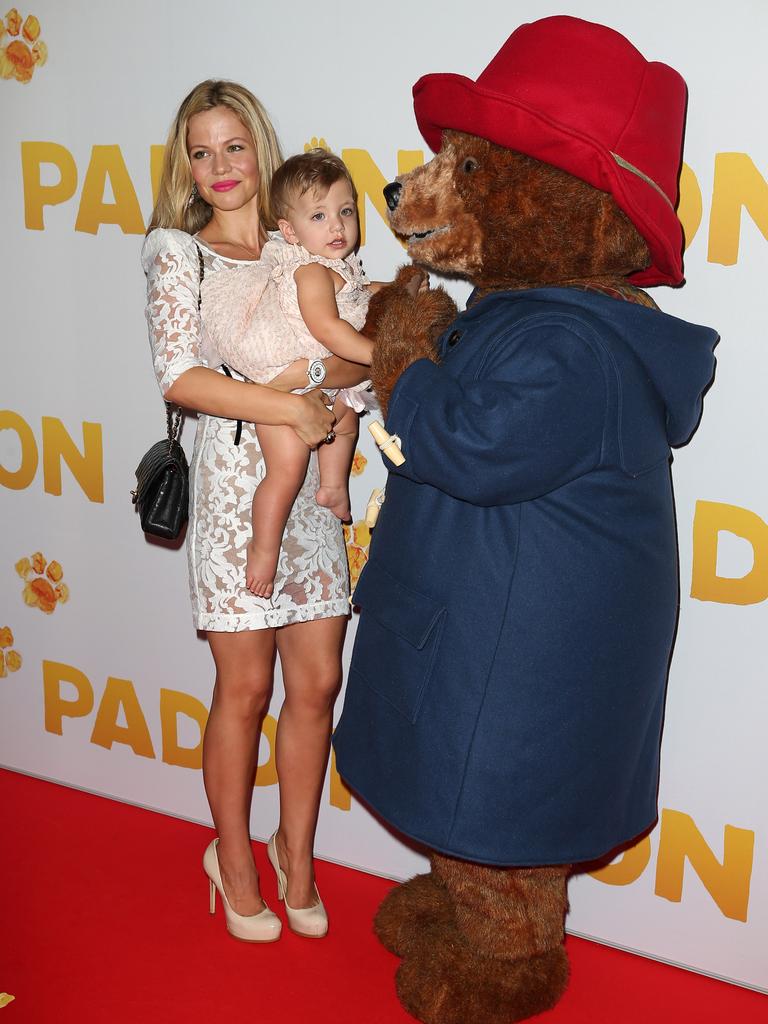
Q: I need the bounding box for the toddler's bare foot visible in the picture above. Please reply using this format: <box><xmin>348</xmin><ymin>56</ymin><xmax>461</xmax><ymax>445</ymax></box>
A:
<box><xmin>316</xmin><ymin>484</ymin><xmax>351</xmax><ymax>522</ymax></box>
<box><xmin>245</xmin><ymin>541</ymin><xmax>277</xmax><ymax>598</ymax></box>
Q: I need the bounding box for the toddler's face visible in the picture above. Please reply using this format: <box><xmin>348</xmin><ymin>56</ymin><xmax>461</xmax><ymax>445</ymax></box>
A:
<box><xmin>279</xmin><ymin>178</ymin><xmax>359</xmax><ymax>260</ymax></box>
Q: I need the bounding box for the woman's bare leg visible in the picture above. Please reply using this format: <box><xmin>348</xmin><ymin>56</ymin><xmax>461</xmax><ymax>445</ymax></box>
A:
<box><xmin>204</xmin><ymin>628</ymin><xmax>276</xmax><ymax>915</ymax></box>
<box><xmin>273</xmin><ymin>615</ymin><xmax>347</xmax><ymax>908</ymax></box>
<box><xmin>248</xmin><ymin>424</ymin><xmax>311</xmax><ymax>598</ymax></box>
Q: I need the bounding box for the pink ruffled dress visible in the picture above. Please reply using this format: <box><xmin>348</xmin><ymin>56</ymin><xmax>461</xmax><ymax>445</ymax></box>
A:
<box><xmin>203</xmin><ymin>235</ymin><xmax>371</xmax><ymax>411</ymax></box>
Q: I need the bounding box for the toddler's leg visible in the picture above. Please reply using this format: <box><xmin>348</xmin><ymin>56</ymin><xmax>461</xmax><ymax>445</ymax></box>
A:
<box><xmin>316</xmin><ymin>399</ymin><xmax>358</xmax><ymax>522</ymax></box>
<box><xmin>248</xmin><ymin>425</ymin><xmax>310</xmax><ymax>598</ymax></box>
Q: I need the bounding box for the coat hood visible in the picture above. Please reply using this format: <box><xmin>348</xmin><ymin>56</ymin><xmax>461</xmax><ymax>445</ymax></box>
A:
<box><xmin>469</xmin><ymin>288</ymin><xmax>718</xmax><ymax>448</ymax></box>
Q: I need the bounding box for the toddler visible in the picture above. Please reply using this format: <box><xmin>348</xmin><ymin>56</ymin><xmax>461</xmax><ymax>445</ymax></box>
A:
<box><xmin>206</xmin><ymin>150</ymin><xmax>376</xmax><ymax>597</ymax></box>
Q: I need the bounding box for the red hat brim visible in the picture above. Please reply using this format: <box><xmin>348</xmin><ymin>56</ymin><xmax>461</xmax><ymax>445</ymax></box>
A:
<box><xmin>413</xmin><ymin>72</ymin><xmax>685</xmax><ymax>287</ymax></box>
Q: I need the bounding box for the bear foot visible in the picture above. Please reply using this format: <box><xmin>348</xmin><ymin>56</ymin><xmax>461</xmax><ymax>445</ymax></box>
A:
<box><xmin>396</xmin><ymin>930</ymin><xmax>569</xmax><ymax>1024</ymax></box>
<box><xmin>374</xmin><ymin>872</ymin><xmax>453</xmax><ymax>958</ymax></box>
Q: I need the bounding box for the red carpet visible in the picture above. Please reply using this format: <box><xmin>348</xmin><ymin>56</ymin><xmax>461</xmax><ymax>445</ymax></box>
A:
<box><xmin>1</xmin><ymin>769</ymin><xmax>765</xmax><ymax>1023</ymax></box>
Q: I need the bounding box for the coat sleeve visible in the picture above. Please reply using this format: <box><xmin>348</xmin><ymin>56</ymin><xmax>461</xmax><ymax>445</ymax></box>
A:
<box><xmin>383</xmin><ymin>320</ymin><xmax>607</xmax><ymax>506</ymax></box>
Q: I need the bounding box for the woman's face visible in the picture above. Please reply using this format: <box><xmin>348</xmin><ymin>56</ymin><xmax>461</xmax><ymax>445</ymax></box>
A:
<box><xmin>186</xmin><ymin>106</ymin><xmax>260</xmax><ymax>215</ymax></box>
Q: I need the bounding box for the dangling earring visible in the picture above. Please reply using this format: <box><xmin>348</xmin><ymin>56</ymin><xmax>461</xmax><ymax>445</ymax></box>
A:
<box><xmin>188</xmin><ymin>183</ymin><xmax>199</xmax><ymax>207</ymax></box>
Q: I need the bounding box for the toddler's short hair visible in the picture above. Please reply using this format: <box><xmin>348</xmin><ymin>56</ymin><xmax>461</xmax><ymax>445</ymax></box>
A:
<box><xmin>271</xmin><ymin>149</ymin><xmax>358</xmax><ymax>222</ymax></box>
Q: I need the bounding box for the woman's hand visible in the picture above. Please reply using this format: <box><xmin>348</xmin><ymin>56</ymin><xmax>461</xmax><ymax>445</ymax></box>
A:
<box><xmin>289</xmin><ymin>390</ymin><xmax>336</xmax><ymax>447</ymax></box>
<box><xmin>165</xmin><ymin>367</ymin><xmax>334</xmax><ymax>445</ymax></box>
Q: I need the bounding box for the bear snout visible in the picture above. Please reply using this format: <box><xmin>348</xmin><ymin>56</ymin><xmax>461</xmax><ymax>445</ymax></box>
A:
<box><xmin>384</xmin><ymin>181</ymin><xmax>402</xmax><ymax>211</ymax></box>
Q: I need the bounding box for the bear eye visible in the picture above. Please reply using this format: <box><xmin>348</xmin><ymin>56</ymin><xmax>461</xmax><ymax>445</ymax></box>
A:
<box><xmin>462</xmin><ymin>158</ymin><xmax>479</xmax><ymax>173</ymax></box>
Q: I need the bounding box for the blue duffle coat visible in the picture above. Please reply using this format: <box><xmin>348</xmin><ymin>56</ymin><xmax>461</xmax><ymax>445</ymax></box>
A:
<box><xmin>333</xmin><ymin>288</ymin><xmax>717</xmax><ymax>866</ymax></box>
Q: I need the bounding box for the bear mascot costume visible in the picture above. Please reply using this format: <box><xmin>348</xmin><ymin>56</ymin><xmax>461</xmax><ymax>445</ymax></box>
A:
<box><xmin>333</xmin><ymin>15</ymin><xmax>718</xmax><ymax>1024</ymax></box>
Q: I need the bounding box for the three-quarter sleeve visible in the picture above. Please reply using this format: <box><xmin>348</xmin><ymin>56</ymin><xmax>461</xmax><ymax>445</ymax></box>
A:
<box><xmin>142</xmin><ymin>228</ymin><xmax>203</xmax><ymax>396</ymax></box>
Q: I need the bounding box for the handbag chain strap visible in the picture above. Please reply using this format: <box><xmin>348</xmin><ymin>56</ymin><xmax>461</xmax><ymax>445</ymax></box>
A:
<box><xmin>166</xmin><ymin>402</ymin><xmax>183</xmax><ymax>444</ymax></box>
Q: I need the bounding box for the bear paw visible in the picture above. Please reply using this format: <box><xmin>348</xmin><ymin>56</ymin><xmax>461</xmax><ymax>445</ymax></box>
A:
<box><xmin>374</xmin><ymin>872</ymin><xmax>453</xmax><ymax>958</ymax></box>
<box><xmin>392</xmin><ymin>263</ymin><xmax>429</xmax><ymax>296</ymax></box>
<box><xmin>362</xmin><ymin>269</ymin><xmax>457</xmax><ymax>419</ymax></box>
<box><xmin>396</xmin><ymin>932</ymin><xmax>569</xmax><ymax>1024</ymax></box>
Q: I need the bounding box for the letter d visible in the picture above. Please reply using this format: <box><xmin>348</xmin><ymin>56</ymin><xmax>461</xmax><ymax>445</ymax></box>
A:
<box><xmin>691</xmin><ymin>500</ymin><xmax>768</xmax><ymax>605</ymax></box>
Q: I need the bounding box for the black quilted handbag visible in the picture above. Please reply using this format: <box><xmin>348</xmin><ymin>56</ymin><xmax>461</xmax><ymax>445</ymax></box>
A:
<box><xmin>132</xmin><ymin>403</ymin><xmax>189</xmax><ymax>539</ymax></box>
<box><xmin>132</xmin><ymin>244</ymin><xmax>204</xmax><ymax>539</ymax></box>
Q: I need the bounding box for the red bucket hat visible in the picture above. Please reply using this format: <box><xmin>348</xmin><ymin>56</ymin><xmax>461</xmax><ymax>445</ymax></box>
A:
<box><xmin>413</xmin><ymin>15</ymin><xmax>687</xmax><ymax>286</ymax></box>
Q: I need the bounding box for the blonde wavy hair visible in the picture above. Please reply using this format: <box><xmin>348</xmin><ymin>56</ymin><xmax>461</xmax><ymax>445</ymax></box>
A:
<box><xmin>147</xmin><ymin>79</ymin><xmax>283</xmax><ymax>235</ymax></box>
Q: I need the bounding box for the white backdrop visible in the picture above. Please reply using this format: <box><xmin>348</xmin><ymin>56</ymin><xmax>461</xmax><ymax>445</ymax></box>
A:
<box><xmin>0</xmin><ymin>0</ymin><xmax>766</xmax><ymax>994</ymax></box>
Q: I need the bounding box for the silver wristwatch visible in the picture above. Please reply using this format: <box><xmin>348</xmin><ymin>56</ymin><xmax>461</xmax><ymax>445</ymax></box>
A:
<box><xmin>307</xmin><ymin>358</ymin><xmax>327</xmax><ymax>386</ymax></box>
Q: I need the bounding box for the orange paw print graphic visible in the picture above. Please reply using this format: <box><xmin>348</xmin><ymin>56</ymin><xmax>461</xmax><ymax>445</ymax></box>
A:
<box><xmin>351</xmin><ymin>449</ymin><xmax>368</xmax><ymax>477</ymax></box>
<box><xmin>0</xmin><ymin>626</ymin><xmax>22</xmax><ymax>678</ymax></box>
<box><xmin>0</xmin><ymin>9</ymin><xmax>46</xmax><ymax>83</ymax></box>
<box><xmin>343</xmin><ymin>520</ymin><xmax>371</xmax><ymax>591</ymax></box>
<box><xmin>304</xmin><ymin>136</ymin><xmax>331</xmax><ymax>153</ymax></box>
<box><xmin>16</xmin><ymin>551</ymin><xmax>69</xmax><ymax>614</ymax></box>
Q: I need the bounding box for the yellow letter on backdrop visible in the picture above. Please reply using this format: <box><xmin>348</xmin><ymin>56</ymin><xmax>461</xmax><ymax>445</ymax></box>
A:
<box><xmin>41</xmin><ymin>417</ymin><xmax>104</xmax><ymax>503</ymax></box>
<box><xmin>43</xmin><ymin>660</ymin><xmax>94</xmax><ymax>735</ymax></box>
<box><xmin>160</xmin><ymin>689</ymin><xmax>208</xmax><ymax>769</ymax></box>
<box><xmin>589</xmin><ymin>835</ymin><xmax>652</xmax><ymax>886</ymax></box>
<box><xmin>74</xmin><ymin>145</ymin><xmax>145</xmax><ymax>235</ymax></box>
<box><xmin>708</xmin><ymin>153</ymin><xmax>768</xmax><ymax>266</ymax></box>
<box><xmin>655</xmin><ymin>810</ymin><xmax>754</xmax><ymax>922</ymax></box>
<box><xmin>0</xmin><ymin>411</ymin><xmax>38</xmax><ymax>491</ymax></box>
<box><xmin>691</xmin><ymin>500</ymin><xmax>768</xmax><ymax>605</ymax></box>
<box><xmin>21</xmin><ymin>142</ymin><xmax>78</xmax><ymax>230</ymax></box>
<box><xmin>342</xmin><ymin>149</ymin><xmax>424</xmax><ymax>246</ymax></box>
<box><xmin>90</xmin><ymin>677</ymin><xmax>156</xmax><ymax>759</ymax></box>
<box><xmin>678</xmin><ymin>163</ymin><xmax>703</xmax><ymax>252</ymax></box>
<box><xmin>150</xmin><ymin>145</ymin><xmax>165</xmax><ymax>207</ymax></box>
<box><xmin>329</xmin><ymin>747</ymin><xmax>352</xmax><ymax>811</ymax></box>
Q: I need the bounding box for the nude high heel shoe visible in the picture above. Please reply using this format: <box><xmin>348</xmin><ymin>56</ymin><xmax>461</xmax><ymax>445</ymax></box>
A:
<box><xmin>203</xmin><ymin>838</ymin><xmax>282</xmax><ymax>943</ymax></box>
<box><xmin>267</xmin><ymin>832</ymin><xmax>328</xmax><ymax>938</ymax></box>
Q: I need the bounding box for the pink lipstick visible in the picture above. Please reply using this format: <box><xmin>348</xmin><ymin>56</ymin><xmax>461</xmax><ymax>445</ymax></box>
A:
<box><xmin>211</xmin><ymin>180</ymin><xmax>239</xmax><ymax>192</ymax></box>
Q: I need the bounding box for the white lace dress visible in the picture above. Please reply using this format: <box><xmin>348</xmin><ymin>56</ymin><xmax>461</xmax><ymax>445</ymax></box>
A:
<box><xmin>142</xmin><ymin>227</ymin><xmax>350</xmax><ymax>631</ymax></box>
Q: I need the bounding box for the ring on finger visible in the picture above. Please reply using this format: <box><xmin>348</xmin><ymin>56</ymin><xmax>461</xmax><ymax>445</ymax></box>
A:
<box><xmin>324</xmin><ymin>430</ymin><xmax>336</xmax><ymax>444</ymax></box>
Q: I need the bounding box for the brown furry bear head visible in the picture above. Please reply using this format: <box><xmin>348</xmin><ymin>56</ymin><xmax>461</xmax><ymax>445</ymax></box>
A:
<box><xmin>386</xmin><ymin>131</ymin><xmax>651</xmax><ymax>293</ymax></box>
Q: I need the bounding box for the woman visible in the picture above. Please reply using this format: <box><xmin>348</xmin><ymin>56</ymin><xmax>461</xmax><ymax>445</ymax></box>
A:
<box><xmin>142</xmin><ymin>80</ymin><xmax>366</xmax><ymax>942</ymax></box>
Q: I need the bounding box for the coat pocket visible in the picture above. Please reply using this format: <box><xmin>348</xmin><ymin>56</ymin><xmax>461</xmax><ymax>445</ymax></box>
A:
<box><xmin>351</xmin><ymin>561</ymin><xmax>446</xmax><ymax>724</ymax></box>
